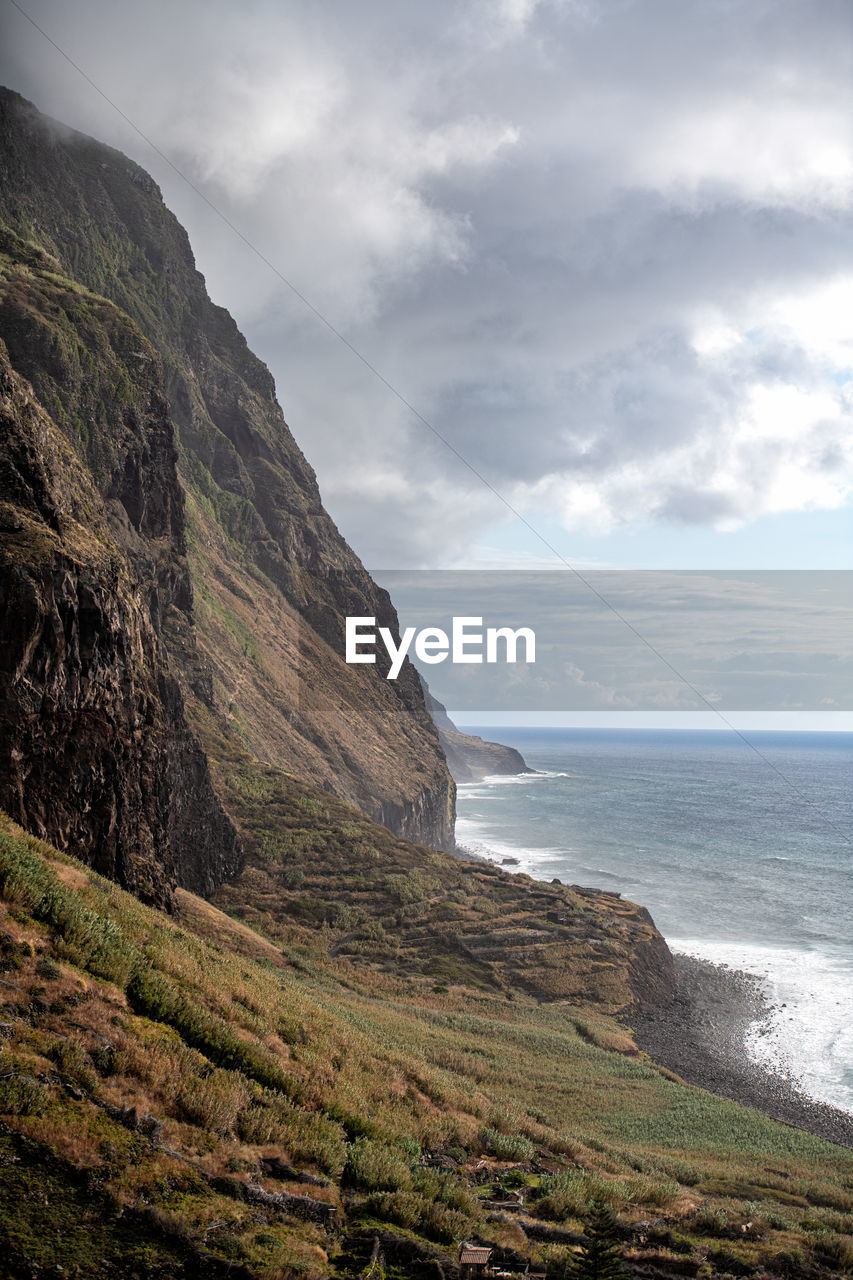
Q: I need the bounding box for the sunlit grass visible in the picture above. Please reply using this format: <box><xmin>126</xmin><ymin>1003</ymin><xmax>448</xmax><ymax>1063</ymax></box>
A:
<box><xmin>2</xmin><ymin>812</ymin><xmax>853</xmax><ymax>1278</ymax></box>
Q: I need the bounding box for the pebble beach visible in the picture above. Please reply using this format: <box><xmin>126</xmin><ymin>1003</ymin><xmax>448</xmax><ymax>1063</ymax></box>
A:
<box><xmin>629</xmin><ymin>953</ymin><xmax>853</xmax><ymax>1150</ymax></box>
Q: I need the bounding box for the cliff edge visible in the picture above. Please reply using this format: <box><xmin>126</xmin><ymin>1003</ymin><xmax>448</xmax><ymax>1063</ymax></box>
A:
<box><xmin>0</xmin><ymin>87</ymin><xmax>455</xmax><ymax>868</ymax></box>
<box><xmin>0</xmin><ymin>292</ymin><xmax>239</xmax><ymax>904</ymax></box>
<box><xmin>425</xmin><ymin>684</ymin><xmax>531</xmax><ymax>783</ymax></box>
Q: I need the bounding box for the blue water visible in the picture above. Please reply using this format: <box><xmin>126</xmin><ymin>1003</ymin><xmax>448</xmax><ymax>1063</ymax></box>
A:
<box><xmin>455</xmin><ymin>729</ymin><xmax>853</xmax><ymax>1112</ymax></box>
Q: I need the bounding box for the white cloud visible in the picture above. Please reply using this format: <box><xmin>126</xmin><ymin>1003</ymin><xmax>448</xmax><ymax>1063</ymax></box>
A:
<box><xmin>767</xmin><ymin>276</ymin><xmax>853</xmax><ymax>366</ymax></box>
<box><xmin>623</xmin><ymin>99</ymin><xmax>853</xmax><ymax>210</ymax></box>
<box><xmin>3</xmin><ymin>0</ymin><xmax>853</xmax><ymax>566</ymax></box>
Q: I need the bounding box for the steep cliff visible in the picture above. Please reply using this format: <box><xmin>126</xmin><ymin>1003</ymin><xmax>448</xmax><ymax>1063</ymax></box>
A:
<box><xmin>0</xmin><ymin>87</ymin><xmax>454</xmax><ymax>851</ymax></box>
<box><xmin>425</xmin><ymin>684</ymin><xmax>532</xmax><ymax>782</ymax></box>
<box><xmin>0</xmin><ymin>258</ymin><xmax>239</xmax><ymax>902</ymax></box>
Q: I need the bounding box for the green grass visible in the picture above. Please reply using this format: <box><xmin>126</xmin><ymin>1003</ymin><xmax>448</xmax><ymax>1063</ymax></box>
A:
<box><xmin>2</xmin><ymin>813</ymin><xmax>853</xmax><ymax>1278</ymax></box>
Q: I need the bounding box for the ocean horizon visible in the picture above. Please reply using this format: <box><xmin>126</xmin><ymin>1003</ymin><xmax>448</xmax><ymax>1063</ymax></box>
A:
<box><xmin>453</xmin><ymin>727</ymin><xmax>853</xmax><ymax>1116</ymax></box>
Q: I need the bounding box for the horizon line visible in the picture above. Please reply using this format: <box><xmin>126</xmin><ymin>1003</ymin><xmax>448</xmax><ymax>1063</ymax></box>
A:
<box><xmin>450</xmin><ymin>711</ymin><xmax>853</xmax><ymax>732</ymax></box>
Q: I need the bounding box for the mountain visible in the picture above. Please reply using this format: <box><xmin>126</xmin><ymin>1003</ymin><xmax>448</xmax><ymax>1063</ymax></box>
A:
<box><xmin>424</xmin><ymin>685</ymin><xmax>532</xmax><ymax>783</ymax></box>
<box><xmin>0</xmin><ymin>86</ymin><xmax>454</xmax><ymax>889</ymax></box>
<box><xmin>3</xmin><ymin>89</ymin><xmax>852</xmax><ymax>1280</ymax></box>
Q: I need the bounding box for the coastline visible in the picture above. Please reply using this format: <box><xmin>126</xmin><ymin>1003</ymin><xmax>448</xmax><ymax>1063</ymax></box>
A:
<box><xmin>630</xmin><ymin>952</ymin><xmax>853</xmax><ymax>1150</ymax></box>
<box><xmin>457</xmin><ymin>833</ymin><xmax>853</xmax><ymax>1147</ymax></box>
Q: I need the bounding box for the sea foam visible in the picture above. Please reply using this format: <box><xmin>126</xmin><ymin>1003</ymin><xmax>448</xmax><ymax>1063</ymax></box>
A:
<box><xmin>669</xmin><ymin>939</ymin><xmax>853</xmax><ymax>1115</ymax></box>
<box><xmin>454</xmin><ymin>728</ymin><xmax>853</xmax><ymax>1118</ymax></box>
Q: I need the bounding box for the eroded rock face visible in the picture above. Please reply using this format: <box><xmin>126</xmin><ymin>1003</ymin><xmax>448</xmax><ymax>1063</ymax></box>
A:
<box><xmin>425</xmin><ymin>685</ymin><xmax>531</xmax><ymax>783</ymax></box>
<box><xmin>0</xmin><ymin>323</ymin><xmax>240</xmax><ymax>905</ymax></box>
<box><xmin>0</xmin><ymin>87</ymin><xmax>455</xmax><ymax>851</ymax></box>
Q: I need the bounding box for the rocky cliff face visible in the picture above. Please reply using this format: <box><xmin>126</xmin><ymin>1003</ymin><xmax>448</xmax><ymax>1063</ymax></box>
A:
<box><xmin>425</xmin><ymin>684</ymin><xmax>531</xmax><ymax>783</ymax></box>
<box><xmin>0</xmin><ymin>295</ymin><xmax>239</xmax><ymax>903</ymax></box>
<box><xmin>0</xmin><ymin>87</ymin><xmax>454</xmax><ymax>855</ymax></box>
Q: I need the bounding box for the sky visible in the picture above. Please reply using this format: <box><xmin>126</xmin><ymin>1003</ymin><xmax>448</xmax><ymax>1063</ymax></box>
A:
<box><xmin>2</xmin><ymin>0</ymin><xmax>852</xmax><ymax>577</ymax></box>
<box><xmin>3</xmin><ymin>0</ymin><xmax>853</xmax><ymax>729</ymax></box>
<box><xmin>373</xmin><ymin>569</ymin><xmax>853</xmax><ymax>728</ymax></box>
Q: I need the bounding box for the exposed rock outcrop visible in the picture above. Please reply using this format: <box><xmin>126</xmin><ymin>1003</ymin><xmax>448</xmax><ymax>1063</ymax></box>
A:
<box><xmin>425</xmin><ymin>684</ymin><xmax>531</xmax><ymax>782</ymax></box>
<box><xmin>0</xmin><ymin>335</ymin><xmax>240</xmax><ymax>904</ymax></box>
<box><xmin>0</xmin><ymin>87</ymin><xmax>454</xmax><ymax>852</ymax></box>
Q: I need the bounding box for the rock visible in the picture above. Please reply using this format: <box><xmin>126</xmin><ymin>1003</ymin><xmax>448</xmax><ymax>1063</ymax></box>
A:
<box><xmin>243</xmin><ymin>1182</ymin><xmax>337</xmax><ymax>1222</ymax></box>
<box><xmin>424</xmin><ymin>683</ymin><xmax>532</xmax><ymax>784</ymax></box>
<box><xmin>0</xmin><ymin>333</ymin><xmax>241</xmax><ymax>905</ymax></box>
<box><xmin>0</xmin><ymin>86</ymin><xmax>456</xmax><ymax>855</ymax></box>
<box><xmin>259</xmin><ymin>1156</ymin><xmax>331</xmax><ymax>1187</ymax></box>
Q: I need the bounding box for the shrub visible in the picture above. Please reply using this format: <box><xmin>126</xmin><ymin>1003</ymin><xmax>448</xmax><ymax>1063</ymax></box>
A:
<box><xmin>659</xmin><ymin>1158</ymin><xmax>701</xmax><ymax>1187</ymax></box>
<box><xmin>623</xmin><ymin>1174</ymin><xmax>681</xmax><ymax>1209</ymax></box>
<box><xmin>706</xmin><ymin>1244</ymin><xmax>751</xmax><ymax>1276</ymax></box>
<box><xmin>805</xmin><ymin>1183</ymin><xmax>853</xmax><ymax>1212</ymax></box>
<box><xmin>809</xmin><ymin>1229</ymin><xmax>853</xmax><ymax>1272</ymax></box>
<box><xmin>413</xmin><ymin>1170</ymin><xmax>478</xmax><ymax>1215</ymax></box>
<box><xmin>294</xmin><ymin>797</ymin><xmax>325</xmax><ymax>818</ymax></box>
<box><xmin>420</xmin><ymin>1200</ymin><xmax>472</xmax><ymax>1243</ymax></box>
<box><xmin>365</xmin><ymin>1189</ymin><xmax>423</xmax><ymax>1230</ymax></box>
<box><xmin>479</xmin><ymin>1125</ymin><xmax>534</xmax><ymax>1161</ymax></box>
<box><xmin>535</xmin><ymin>1171</ymin><xmax>588</xmax><ymax>1222</ymax></box>
<box><xmin>690</xmin><ymin>1206</ymin><xmax>730</xmax><ymax>1238</ymax></box>
<box><xmin>0</xmin><ymin>834</ymin><xmax>134</xmax><ymax>985</ymax></box>
<box><xmin>48</xmin><ymin>1037</ymin><xmax>97</xmax><ymax>1092</ymax></box>
<box><xmin>238</xmin><ymin>1098</ymin><xmax>283</xmax><ymax>1146</ymax></box>
<box><xmin>765</xmin><ymin>1210</ymin><xmax>796</xmax><ymax>1231</ymax></box>
<box><xmin>0</xmin><ymin>930</ymin><xmax>23</xmax><ymax>971</ymax></box>
<box><xmin>763</xmin><ymin>1248</ymin><xmax>810</xmax><ymax>1279</ymax></box>
<box><xmin>261</xmin><ymin>1239</ymin><xmax>329</xmax><ymax>1280</ymax></box>
<box><xmin>344</xmin><ymin>1137</ymin><xmax>411</xmax><ymax>1191</ymax></box>
<box><xmin>236</xmin><ymin>1090</ymin><xmax>346</xmax><ymax>1176</ymax></box>
<box><xmin>386</xmin><ymin>873</ymin><xmax>425</xmax><ymax>906</ymax></box>
<box><xmin>365</xmin><ymin>1189</ymin><xmax>475</xmax><ymax>1242</ymax></box>
<box><xmin>534</xmin><ymin>1170</ymin><xmax>627</xmax><ymax>1222</ymax></box>
<box><xmin>215</xmin><ymin>1234</ymin><xmax>247</xmax><ymax>1261</ymax></box>
<box><xmin>0</xmin><ymin>1073</ymin><xmax>47</xmax><ymax>1116</ymax></box>
<box><xmin>358</xmin><ymin>920</ymin><xmax>386</xmax><ymax>942</ymax></box>
<box><xmin>178</xmin><ymin>1069</ymin><xmax>252</xmax><ymax>1135</ymax></box>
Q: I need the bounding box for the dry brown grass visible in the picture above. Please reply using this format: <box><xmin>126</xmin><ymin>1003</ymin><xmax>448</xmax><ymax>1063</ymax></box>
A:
<box><xmin>4</xmin><ymin>815</ymin><xmax>853</xmax><ymax>1279</ymax></box>
<box><xmin>173</xmin><ymin>889</ymin><xmax>286</xmax><ymax>966</ymax></box>
<box><xmin>261</xmin><ymin>1240</ymin><xmax>329</xmax><ymax>1280</ymax></box>
<box><xmin>177</xmin><ymin>1069</ymin><xmax>252</xmax><ymax>1135</ymax></box>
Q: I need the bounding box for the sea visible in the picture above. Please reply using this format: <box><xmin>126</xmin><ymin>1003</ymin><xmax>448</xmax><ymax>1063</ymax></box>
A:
<box><xmin>453</xmin><ymin>728</ymin><xmax>853</xmax><ymax>1115</ymax></box>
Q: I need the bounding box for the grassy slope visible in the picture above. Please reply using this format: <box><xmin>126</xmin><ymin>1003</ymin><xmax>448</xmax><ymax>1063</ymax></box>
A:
<box><xmin>185</xmin><ymin>690</ymin><xmax>672</xmax><ymax>1013</ymax></box>
<box><xmin>2</xmin><ymin>816</ymin><xmax>853</xmax><ymax>1279</ymax></box>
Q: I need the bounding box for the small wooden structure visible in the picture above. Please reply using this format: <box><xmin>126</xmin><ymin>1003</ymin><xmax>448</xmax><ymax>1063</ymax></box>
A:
<box><xmin>460</xmin><ymin>1244</ymin><xmax>494</xmax><ymax>1277</ymax></box>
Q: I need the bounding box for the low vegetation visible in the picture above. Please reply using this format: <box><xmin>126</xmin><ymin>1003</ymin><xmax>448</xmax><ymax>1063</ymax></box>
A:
<box><xmin>5</xmin><ymin>90</ymin><xmax>852</xmax><ymax>1280</ymax></box>
<box><xmin>2</xmin><ymin>814</ymin><xmax>853</xmax><ymax>1278</ymax></box>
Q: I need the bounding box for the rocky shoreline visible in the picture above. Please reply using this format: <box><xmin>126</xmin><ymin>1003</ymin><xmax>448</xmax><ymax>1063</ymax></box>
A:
<box><xmin>630</xmin><ymin>952</ymin><xmax>853</xmax><ymax>1150</ymax></box>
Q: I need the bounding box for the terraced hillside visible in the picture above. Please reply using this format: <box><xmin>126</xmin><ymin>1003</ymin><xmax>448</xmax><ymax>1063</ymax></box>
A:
<box><xmin>3</xmin><ymin>816</ymin><xmax>853</xmax><ymax>1279</ymax></box>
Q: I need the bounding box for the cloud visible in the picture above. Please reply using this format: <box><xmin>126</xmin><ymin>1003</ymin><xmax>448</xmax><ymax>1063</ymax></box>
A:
<box><xmin>3</xmin><ymin>0</ymin><xmax>853</xmax><ymax>566</ymax></box>
<box><xmin>376</xmin><ymin>569</ymin><xmax>852</xmax><ymax>711</ymax></box>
